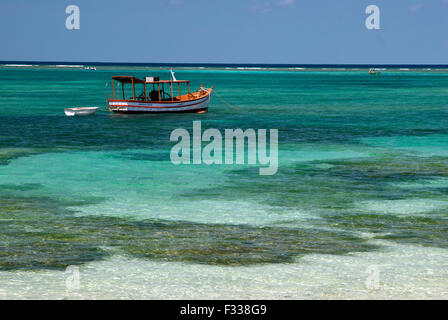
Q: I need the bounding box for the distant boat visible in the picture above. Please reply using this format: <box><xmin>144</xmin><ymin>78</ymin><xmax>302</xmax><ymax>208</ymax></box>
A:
<box><xmin>107</xmin><ymin>70</ymin><xmax>214</xmax><ymax>114</ymax></box>
<box><xmin>85</xmin><ymin>66</ymin><xmax>97</xmax><ymax>71</ymax></box>
<box><xmin>369</xmin><ymin>68</ymin><xmax>381</xmax><ymax>75</ymax></box>
<box><xmin>64</xmin><ymin>107</ymin><xmax>99</xmax><ymax>116</ymax></box>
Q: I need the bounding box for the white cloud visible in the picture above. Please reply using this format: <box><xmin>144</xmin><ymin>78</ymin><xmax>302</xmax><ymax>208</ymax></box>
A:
<box><xmin>251</xmin><ymin>2</ymin><xmax>273</xmax><ymax>14</ymax></box>
<box><xmin>251</xmin><ymin>0</ymin><xmax>295</xmax><ymax>14</ymax></box>
<box><xmin>279</xmin><ymin>0</ymin><xmax>295</xmax><ymax>6</ymax></box>
<box><xmin>409</xmin><ymin>3</ymin><xmax>424</xmax><ymax>12</ymax></box>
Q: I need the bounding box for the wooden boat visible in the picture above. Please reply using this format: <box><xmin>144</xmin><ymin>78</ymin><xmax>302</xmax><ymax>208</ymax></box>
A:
<box><xmin>107</xmin><ymin>72</ymin><xmax>213</xmax><ymax>114</ymax></box>
<box><xmin>64</xmin><ymin>107</ymin><xmax>99</xmax><ymax>116</ymax></box>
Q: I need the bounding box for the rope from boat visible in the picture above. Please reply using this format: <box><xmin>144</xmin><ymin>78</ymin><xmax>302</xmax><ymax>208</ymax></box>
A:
<box><xmin>104</xmin><ymin>82</ymin><xmax>111</xmax><ymax>112</ymax></box>
<box><xmin>208</xmin><ymin>89</ymin><xmax>241</xmax><ymax>111</ymax></box>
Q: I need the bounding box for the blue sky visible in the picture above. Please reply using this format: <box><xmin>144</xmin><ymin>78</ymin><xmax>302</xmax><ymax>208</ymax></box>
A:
<box><xmin>0</xmin><ymin>0</ymin><xmax>447</xmax><ymax>64</ymax></box>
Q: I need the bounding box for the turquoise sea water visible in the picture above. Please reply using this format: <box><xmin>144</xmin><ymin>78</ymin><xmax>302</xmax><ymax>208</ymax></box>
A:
<box><xmin>0</xmin><ymin>65</ymin><xmax>448</xmax><ymax>299</ymax></box>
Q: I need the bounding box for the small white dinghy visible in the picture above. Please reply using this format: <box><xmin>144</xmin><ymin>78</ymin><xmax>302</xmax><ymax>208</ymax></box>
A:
<box><xmin>64</xmin><ymin>107</ymin><xmax>99</xmax><ymax>116</ymax></box>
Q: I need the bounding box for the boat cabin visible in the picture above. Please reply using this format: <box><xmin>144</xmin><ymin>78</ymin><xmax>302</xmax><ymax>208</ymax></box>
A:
<box><xmin>110</xmin><ymin>76</ymin><xmax>194</xmax><ymax>102</ymax></box>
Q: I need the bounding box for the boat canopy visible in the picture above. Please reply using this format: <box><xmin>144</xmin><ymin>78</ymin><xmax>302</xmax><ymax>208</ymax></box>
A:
<box><xmin>112</xmin><ymin>76</ymin><xmax>146</xmax><ymax>84</ymax></box>
<box><xmin>110</xmin><ymin>74</ymin><xmax>194</xmax><ymax>102</ymax></box>
<box><xmin>112</xmin><ymin>75</ymin><xmax>190</xmax><ymax>84</ymax></box>
<box><xmin>145</xmin><ymin>79</ymin><xmax>190</xmax><ymax>84</ymax></box>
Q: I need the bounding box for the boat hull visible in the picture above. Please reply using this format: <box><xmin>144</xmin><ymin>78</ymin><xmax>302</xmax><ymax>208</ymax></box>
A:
<box><xmin>111</xmin><ymin>106</ymin><xmax>209</xmax><ymax>114</ymax></box>
<box><xmin>64</xmin><ymin>107</ymin><xmax>98</xmax><ymax>116</ymax></box>
<box><xmin>108</xmin><ymin>93</ymin><xmax>211</xmax><ymax>114</ymax></box>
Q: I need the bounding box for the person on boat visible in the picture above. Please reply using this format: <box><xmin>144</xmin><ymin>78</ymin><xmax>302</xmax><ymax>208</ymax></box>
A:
<box><xmin>137</xmin><ymin>91</ymin><xmax>146</xmax><ymax>101</ymax></box>
<box><xmin>150</xmin><ymin>90</ymin><xmax>159</xmax><ymax>101</ymax></box>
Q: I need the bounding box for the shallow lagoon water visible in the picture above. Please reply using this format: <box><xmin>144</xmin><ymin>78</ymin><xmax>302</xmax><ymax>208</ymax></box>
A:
<box><xmin>0</xmin><ymin>66</ymin><xmax>448</xmax><ymax>298</ymax></box>
<box><xmin>1</xmin><ymin>242</ymin><xmax>447</xmax><ymax>299</ymax></box>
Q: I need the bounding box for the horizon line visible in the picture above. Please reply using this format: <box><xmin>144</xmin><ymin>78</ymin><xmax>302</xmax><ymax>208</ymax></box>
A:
<box><xmin>1</xmin><ymin>60</ymin><xmax>448</xmax><ymax>68</ymax></box>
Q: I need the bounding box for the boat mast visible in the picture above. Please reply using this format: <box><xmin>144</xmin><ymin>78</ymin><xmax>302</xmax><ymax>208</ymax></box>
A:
<box><xmin>170</xmin><ymin>69</ymin><xmax>177</xmax><ymax>81</ymax></box>
<box><xmin>131</xmin><ymin>78</ymin><xmax>135</xmax><ymax>100</ymax></box>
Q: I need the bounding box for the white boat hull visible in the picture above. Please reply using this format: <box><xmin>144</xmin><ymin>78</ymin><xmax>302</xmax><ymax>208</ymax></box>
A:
<box><xmin>108</xmin><ymin>95</ymin><xmax>211</xmax><ymax>114</ymax></box>
<box><xmin>64</xmin><ymin>107</ymin><xmax>99</xmax><ymax>116</ymax></box>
